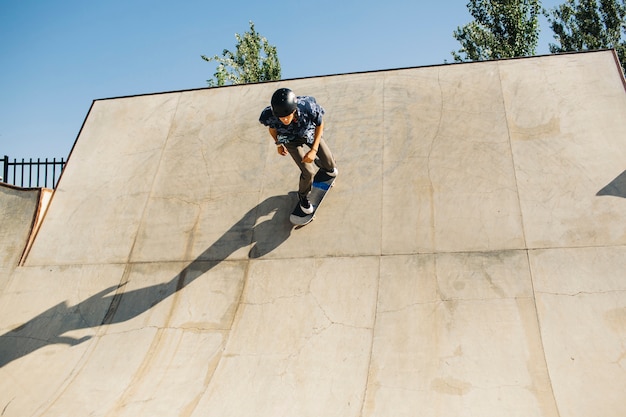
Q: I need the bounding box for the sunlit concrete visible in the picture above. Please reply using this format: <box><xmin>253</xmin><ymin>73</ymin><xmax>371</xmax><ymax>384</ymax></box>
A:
<box><xmin>1</xmin><ymin>50</ymin><xmax>625</xmax><ymax>417</ymax></box>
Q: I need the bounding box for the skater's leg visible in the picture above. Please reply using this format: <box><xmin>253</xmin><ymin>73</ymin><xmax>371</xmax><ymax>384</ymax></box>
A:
<box><xmin>285</xmin><ymin>142</ymin><xmax>316</xmax><ymax>197</ymax></box>
<box><xmin>315</xmin><ymin>138</ymin><xmax>337</xmax><ymax>172</ymax></box>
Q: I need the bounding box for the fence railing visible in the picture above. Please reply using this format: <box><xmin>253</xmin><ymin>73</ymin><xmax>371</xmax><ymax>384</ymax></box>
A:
<box><xmin>2</xmin><ymin>155</ymin><xmax>66</xmax><ymax>189</ymax></box>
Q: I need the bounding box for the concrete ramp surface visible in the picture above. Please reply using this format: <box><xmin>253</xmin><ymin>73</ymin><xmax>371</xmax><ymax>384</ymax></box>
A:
<box><xmin>0</xmin><ymin>184</ymin><xmax>52</xmax><ymax>278</ymax></box>
<box><xmin>1</xmin><ymin>50</ymin><xmax>625</xmax><ymax>417</ymax></box>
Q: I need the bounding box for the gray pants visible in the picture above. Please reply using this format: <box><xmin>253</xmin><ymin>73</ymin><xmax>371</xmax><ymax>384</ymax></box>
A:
<box><xmin>284</xmin><ymin>138</ymin><xmax>336</xmax><ymax>197</ymax></box>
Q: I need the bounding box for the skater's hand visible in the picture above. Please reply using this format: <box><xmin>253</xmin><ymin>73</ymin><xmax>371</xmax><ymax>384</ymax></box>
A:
<box><xmin>302</xmin><ymin>149</ymin><xmax>317</xmax><ymax>163</ymax></box>
<box><xmin>276</xmin><ymin>144</ymin><xmax>288</xmax><ymax>156</ymax></box>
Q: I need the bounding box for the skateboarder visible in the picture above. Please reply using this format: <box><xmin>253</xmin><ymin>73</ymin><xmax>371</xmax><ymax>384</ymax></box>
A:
<box><xmin>259</xmin><ymin>88</ymin><xmax>338</xmax><ymax>214</ymax></box>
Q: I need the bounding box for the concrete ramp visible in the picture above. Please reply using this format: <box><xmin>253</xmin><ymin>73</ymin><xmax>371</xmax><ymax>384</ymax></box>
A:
<box><xmin>0</xmin><ymin>184</ymin><xmax>52</xmax><ymax>285</ymax></box>
<box><xmin>1</xmin><ymin>50</ymin><xmax>625</xmax><ymax>417</ymax></box>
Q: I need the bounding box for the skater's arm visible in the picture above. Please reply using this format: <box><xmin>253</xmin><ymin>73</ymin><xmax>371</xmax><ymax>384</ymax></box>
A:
<box><xmin>302</xmin><ymin>120</ymin><xmax>324</xmax><ymax>163</ymax></box>
<box><xmin>269</xmin><ymin>128</ymin><xmax>288</xmax><ymax>155</ymax></box>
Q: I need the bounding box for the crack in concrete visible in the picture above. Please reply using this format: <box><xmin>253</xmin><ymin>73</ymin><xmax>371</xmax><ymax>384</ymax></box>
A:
<box><xmin>536</xmin><ymin>289</ymin><xmax>626</xmax><ymax>297</ymax></box>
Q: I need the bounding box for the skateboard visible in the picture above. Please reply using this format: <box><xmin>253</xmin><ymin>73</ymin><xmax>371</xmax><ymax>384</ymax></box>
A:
<box><xmin>289</xmin><ymin>170</ymin><xmax>336</xmax><ymax>226</ymax></box>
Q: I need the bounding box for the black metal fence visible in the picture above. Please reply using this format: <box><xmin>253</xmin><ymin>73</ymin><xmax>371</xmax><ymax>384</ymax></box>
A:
<box><xmin>1</xmin><ymin>155</ymin><xmax>66</xmax><ymax>189</ymax></box>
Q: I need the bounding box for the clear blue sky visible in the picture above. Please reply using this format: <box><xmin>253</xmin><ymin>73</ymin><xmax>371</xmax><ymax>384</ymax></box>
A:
<box><xmin>1</xmin><ymin>0</ymin><xmax>561</xmax><ymax>160</ymax></box>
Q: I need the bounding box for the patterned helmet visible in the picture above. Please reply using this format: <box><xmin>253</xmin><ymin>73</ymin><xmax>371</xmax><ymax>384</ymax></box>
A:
<box><xmin>271</xmin><ymin>88</ymin><xmax>297</xmax><ymax>117</ymax></box>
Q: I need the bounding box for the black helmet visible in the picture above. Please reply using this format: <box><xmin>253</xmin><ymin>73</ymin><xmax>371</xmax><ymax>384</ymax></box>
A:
<box><xmin>271</xmin><ymin>88</ymin><xmax>297</xmax><ymax>117</ymax></box>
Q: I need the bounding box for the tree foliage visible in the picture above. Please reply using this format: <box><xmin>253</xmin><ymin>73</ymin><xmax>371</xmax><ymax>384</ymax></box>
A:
<box><xmin>202</xmin><ymin>21</ymin><xmax>281</xmax><ymax>87</ymax></box>
<box><xmin>452</xmin><ymin>0</ymin><xmax>542</xmax><ymax>62</ymax></box>
<box><xmin>545</xmin><ymin>0</ymin><xmax>626</xmax><ymax>72</ymax></box>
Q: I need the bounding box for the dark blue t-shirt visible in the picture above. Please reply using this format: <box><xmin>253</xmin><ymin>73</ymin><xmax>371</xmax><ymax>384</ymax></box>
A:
<box><xmin>259</xmin><ymin>96</ymin><xmax>325</xmax><ymax>145</ymax></box>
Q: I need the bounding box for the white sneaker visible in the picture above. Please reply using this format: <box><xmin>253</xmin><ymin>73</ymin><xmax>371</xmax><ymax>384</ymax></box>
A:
<box><xmin>299</xmin><ymin>195</ymin><xmax>314</xmax><ymax>214</ymax></box>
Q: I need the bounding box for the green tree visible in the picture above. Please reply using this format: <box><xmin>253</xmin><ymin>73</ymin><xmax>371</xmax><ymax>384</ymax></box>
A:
<box><xmin>202</xmin><ymin>21</ymin><xmax>281</xmax><ymax>86</ymax></box>
<box><xmin>545</xmin><ymin>0</ymin><xmax>626</xmax><ymax>72</ymax></box>
<box><xmin>452</xmin><ymin>0</ymin><xmax>542</xmax><ymax>62</ymax></box>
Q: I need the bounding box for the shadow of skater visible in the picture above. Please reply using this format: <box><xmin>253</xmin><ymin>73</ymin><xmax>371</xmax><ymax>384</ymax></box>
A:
<box><xmin>0</xmin><ymin>194</ymin><xmax>294</xmax><ymax>368</ymax></box>
<box><xmin>597</xmin><ymin>170</ymin><xmax>626</xmax><ymax>199</ymax></box>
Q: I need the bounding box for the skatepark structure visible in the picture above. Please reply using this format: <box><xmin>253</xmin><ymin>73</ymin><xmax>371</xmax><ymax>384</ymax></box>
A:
<box><xmin>1</xmin><ymin>50</ymin><xmax>625</xmax><ymax>417</ymax></box>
